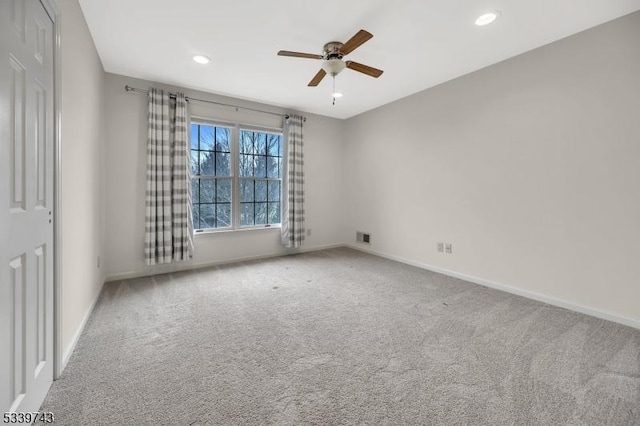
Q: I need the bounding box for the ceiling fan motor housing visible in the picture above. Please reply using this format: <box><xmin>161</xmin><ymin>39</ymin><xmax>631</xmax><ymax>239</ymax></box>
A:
<box><xmin>323</xmin><ymin>42</ymin><xmax>344</xmax><ymax>59</ymax></box>
<box><xmin>322</xmin><ymin>42</ymin><xmax>346</xmax><ymax>76</ymax></box>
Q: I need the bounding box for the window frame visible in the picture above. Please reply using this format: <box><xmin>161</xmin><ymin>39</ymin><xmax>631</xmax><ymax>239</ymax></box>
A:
<box><xmin>190</xmin><ymin>117</ymin><xmax>284</xmax><ymax>234</ymax></box>
<box><xmin>190</xmin><ymin>119</ymin><xmax>234</xmax><ymax>231</ymax></box>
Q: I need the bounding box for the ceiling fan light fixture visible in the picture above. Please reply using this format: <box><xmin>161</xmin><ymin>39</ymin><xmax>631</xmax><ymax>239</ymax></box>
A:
<box><xmin>322</xmin><ymin>58</ymin><xmax>346</xmax><ymax>76</ymax></box>
<box><xmin>192</xmin><ymin>54</ymin><xmax>211</xmax><ymax>64</ymax></box>
<box><xmin>277</xmin><ymin>29</ymin><xmax>383</xmax><ymax>91</ymax></box>
<box><xmin>475</xmin><ymin>11</ymin><xmax>500</xmax><ymax>26</ymax></box>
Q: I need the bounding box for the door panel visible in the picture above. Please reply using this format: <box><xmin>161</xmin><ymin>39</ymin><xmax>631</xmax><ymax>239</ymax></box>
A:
<box><xmin>8</xmin><ymin>255</ymin><xmax>26</xmax><ymax>408</ymax></box>
<box><xmin>9</xmin><ymin>55</ymin><xmax>26</xmax><ymax>211</ymax></box>
<box><xmin>1</xmin><ymin>0</ymin><xmax>55</xmax><ymax>414</ymax></box>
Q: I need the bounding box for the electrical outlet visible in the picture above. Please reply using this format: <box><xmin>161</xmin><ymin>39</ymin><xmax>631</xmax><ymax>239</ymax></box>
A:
<box><xmin>445</xmin><ymin>243</ymin><xmax>452</xmax><ymax>254</ymax></box>
<box><xmin>97</xmin><ymin>256</ymin><xmax>101</xmax><ymax>268</ymax></box>
<box><xmin>306</xmin><ymin>228</ymin><xmax>312</xmax><ymax>236</ymax></box>
<box><xmin>437</xmin><ymin>242</ymin><xmax>444</xmax><ymax>252</ymax></box>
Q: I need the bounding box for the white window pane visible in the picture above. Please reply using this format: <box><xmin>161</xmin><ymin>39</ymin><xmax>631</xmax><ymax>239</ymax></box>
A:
<box><xmin>190</xmin><ymin>124</ymin><xmax>198</xmax><ymax>150</ymax></box>
<box><xmin>193</xmin><ymin>203</ymin><xmax>201</xmax><ymax>229</ymax></box>
<box><xmin>240</xmin><ymin>131</ymin><xmax>254</xmax><ymax>154</ymax></box>
<box><xmin>216</xmin><ymin>204</ymin><xmax>231</xmax><ymax>228</ymax></box>
<box><xmin>191</xmin><ymin>151</ymin><xmax>199</xmax><ymax>175</ymax></box>
<box><xmin>200</xmin><ymin>179</ymin><xmax>214</xmax><ymax>203</ymax></box>
<box><xmin>267</xmin><ymin>134</ymin><xmax>280</xmax><ymax>157</ymax></box>
<box><xmin>266</xmin><ymin>157</ymin><xmax>279</xmax><ymax>178</ymax></box>
<box><xmin>240</xmin><ymin>154</ymin><xmax>253</xmax><ymax>177</ymax></box>
<box><xmin>255</xmin><ymin>180</ymin><xmax>267</xmax><ymax>202</ymax></box>
<box><xmin>216</xmin><ymin>152</ymin><xmax>230</xmax><ymax>176</ymax></box>
<box><xmin>200</xmin><ymin>204</ymin><xmax>215</xmax><ymax>229</ymax></box>
<box><xmin>216</xmin><ymin>178</ymin><xmax>231</xmax><ymax>203</ymax></box>
<box><xmin>200</xmin><ymin>151</ymin><xmax>214</xmax><ymax>176</ymax></box>
<box><xmin>200</xmin><ymin>125</ymin><xmax>214</xmax><ymax>150</ymax></box>
<box><xmin>267</xmin><ymin>181</ymin><xmax>280</xmax><ymax>202</ymax></box>
<box><xmin>191</xmin><ymin>179</ymin><xmax>200</xmax><ymax>202</ymax></box>
<box><xmin>255</xmin><ymin>202</ymin><xmax>267</xmax><ymax>225</ymax></box>
<box><xmin>256</xmin><ymin>133</ymin><xmax>267</xmax><ymax>155</ymax></box>
<box><xmin>255</xmin><ymin>156</ymin><xmax>266</xmax><ymax>177</ymax></box>
<box><xmin>215</xmin><ymin>127</ymin><xmax>230</xmax><ymax>152</ymax></box>
<box><xmin>241</xmin><ymin>202</ymin><xmax>254</xmax><ymax>226</ymax></box>
<box><xmin>268</xmin><ymin>202</ymin><xmax>280</xmax><ymax>224</ymax></box>
<box><xmin>241</xmin><ymin>179</ymin><xmax>253</xmax><ymax>202</ymax></box>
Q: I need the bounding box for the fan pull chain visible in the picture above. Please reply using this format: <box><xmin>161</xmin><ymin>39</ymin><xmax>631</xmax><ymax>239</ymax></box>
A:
<box><xmin>332</xmin><ymin>76</ymin><xmax>336</xmax><ymax>105</ymax></box>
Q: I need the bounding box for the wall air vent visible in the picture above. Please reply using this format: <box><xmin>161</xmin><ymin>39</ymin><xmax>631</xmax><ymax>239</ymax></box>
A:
<box><xmin>356</xmin><ymin>231</ymin><xmax>371</xmax><ymax>244</ymax></box>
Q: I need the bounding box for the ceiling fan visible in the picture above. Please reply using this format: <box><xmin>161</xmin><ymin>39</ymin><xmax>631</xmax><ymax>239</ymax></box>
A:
<box><xmin>277</xmin><ymin>29</ymin><xmax>384</xmax><ymax>88</ymax></box>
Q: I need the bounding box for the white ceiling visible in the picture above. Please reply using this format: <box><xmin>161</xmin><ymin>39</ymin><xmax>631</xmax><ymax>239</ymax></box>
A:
<box><xmin>79</xmin><ymin>0</ymin><xmax>640</xmax><ymax>119</ymax></box>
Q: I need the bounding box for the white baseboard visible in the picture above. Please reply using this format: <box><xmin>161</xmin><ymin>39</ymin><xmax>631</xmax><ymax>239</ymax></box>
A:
<box><xmin>105</xmin><ymin>242</ymin><xmax>640</xmax><ymax>330</ymax></box>
<box><xmin>61</xmin><ymin>279</ymin><xmax>105</xmax><ymax>372</ymax></box>
<box><xmin>346</xmin><ymin>243</ymin><xmax>640</xmax><ymax>330</ymax></box>
<box><xmin>298</xmin><ymin>243</ymin><xmax>345</xmax><ymax>254</ymax></box>
<box><xmin>105</xmin><ymin>243</ymin><xmax>345</xmax><ymax>282</ymax></box>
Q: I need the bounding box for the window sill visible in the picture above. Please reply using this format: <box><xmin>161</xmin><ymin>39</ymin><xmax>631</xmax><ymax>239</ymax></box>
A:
<box><xmin>194</xmin><ymin>225</ymin><xmax>281</xmax><ymax>237</ymax></box>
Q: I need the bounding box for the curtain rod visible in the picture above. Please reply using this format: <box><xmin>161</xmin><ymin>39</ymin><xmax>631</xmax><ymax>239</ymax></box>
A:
<box><xmin>124</xmin><ymin>85</ymin><xmax>305</xmax><ymax>121</ymax></box>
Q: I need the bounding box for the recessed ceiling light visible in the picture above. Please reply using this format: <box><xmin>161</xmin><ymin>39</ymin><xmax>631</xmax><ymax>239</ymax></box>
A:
<box><xmin>333</xmin><ymin>92</ymin><xmax>343</xmax><ymax>98</ymax></box>
<box><xmin>192</xmin><ymin>55</ymin><xmax>211</xmax><ymax>64</ymax></box>
<box><xmin>475</xmin><ymin>12</ymin><xmax>500</xmax><ymax>26</ymax></box>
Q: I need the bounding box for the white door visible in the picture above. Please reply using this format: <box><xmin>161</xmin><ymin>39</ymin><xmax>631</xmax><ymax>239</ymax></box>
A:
<box><xmin>0</xmin><ymin>0</ymin><xmax>55</xmax><ymax>413</ymax></box>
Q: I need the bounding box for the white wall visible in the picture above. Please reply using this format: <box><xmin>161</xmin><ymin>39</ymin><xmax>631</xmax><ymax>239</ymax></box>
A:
<box><xmin>103</xmin><ymin>73</ymin><xmax>344</xmax><ymax>280</ymax></box>
<box><xmin>343</xmin><ymin>12</ymin><xmax>640</xmax><ymax>325</ymax></box>
<box><xmin>61</xmin><ymin>6</ymin><xmax>640</xmax><ymax>341</ymax></box>
<box><xmin>59</xmin><ymin>0</ymin><xmax>106</xmax><ymax>363</ymax></box>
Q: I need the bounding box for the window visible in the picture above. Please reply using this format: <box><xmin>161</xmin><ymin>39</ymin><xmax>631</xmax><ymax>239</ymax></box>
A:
<box><xmin>239</xmin><ymin>130</ymin><xmax>282</xmax><ymax>226</ymax></box>
<box><xmin>190</xmin><ymin>121</ymin><xmax>283</xmax><ymax>231</ymax></box>
<box><xmin>191</xmin><ymin>124</ymin><xmax>232</xmax><ymax>229</ymax></box>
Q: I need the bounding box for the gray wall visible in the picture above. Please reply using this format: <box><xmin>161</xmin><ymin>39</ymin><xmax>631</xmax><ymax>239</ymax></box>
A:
<box><xmin>342</xmin><ymin>12</ymin><xmax>640</xmax><ymax>324</ymax></box>
<box><xmin>60</xmin><ymin>4</ymin><xmax>640</xmax><ymax>353</ymax></box>
<box><xmin>103</xmin><ymin>73</ymin><xmax>345</xmax><ymax>280</ymax></box>
<box><xmin>59</xmin><ymin>0</ymin><xmax>106</xmax><ymax>363</ymax></box>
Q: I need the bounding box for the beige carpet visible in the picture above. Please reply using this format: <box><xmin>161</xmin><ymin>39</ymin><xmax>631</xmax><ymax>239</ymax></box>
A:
<box><xmin>42</xmin><ymin>248</ymin><xmax>640</xmax><ymax>425</ymax></box>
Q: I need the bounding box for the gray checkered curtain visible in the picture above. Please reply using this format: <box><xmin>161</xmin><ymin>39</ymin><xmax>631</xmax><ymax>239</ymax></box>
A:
<box><xmin>145</xmin><ymin>88</ymin><xmax>194</xmax><ymax>265</ymax></box>
<box><xmin>281</xmin><ymin>114</ymin><xmax>305</xmax><ymax>248</ymax></box>
<box><xmin>170</xmin><ymin>92</ymin><xmax>194</xmax><ymax>261</ymax></box>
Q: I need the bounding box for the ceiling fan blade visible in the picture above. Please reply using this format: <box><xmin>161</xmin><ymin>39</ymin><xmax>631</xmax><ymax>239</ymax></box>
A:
<box><xmin>340</xmin><ymin>29</ymin><xmax>373</xmax><ymax>55</ymax></box>
<box><xmin>308</xmin><ymin>69</ymin><xmax>326</xmax><ymax>86</ymax></box>
<box><xmin>277</xmin><ymin>50</ymin><xmax>323</xmax><ymax>60</ymax></box>
<box><xmin>345</xmin><ymin>61</ymin><xmax>384</xmax><ymax>78</ymax></box>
